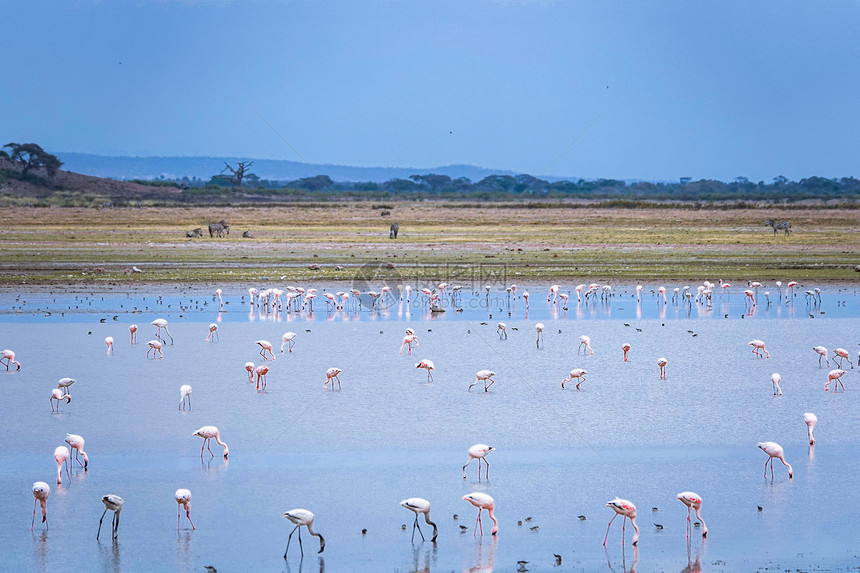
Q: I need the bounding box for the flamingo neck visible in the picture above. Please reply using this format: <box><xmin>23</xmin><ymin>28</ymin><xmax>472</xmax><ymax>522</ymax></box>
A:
<box><xmin>487</xmin><ymin>508</ymin><xmax>499</xmax><ymax>534</ymax></box>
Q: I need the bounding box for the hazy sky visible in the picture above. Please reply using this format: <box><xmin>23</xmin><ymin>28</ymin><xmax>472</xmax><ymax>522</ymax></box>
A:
<box><xmin>3</xmin><ymin>1</ymin><xmax>859</xmax><ymax>181</ymax></box>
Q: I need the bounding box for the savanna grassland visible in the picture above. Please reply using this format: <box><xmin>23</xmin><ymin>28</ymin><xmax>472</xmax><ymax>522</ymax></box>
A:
<box><xmin>0</xmin><ymin>203</ymin><xmax>857</xmax><ymax>286</ymax></box>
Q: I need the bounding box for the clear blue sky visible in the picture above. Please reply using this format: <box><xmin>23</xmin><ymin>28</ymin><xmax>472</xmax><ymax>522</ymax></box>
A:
<box><xmin>3</xmin><ymin>1</ymin><xmax>859</xmax><ymax>182</ymax></box>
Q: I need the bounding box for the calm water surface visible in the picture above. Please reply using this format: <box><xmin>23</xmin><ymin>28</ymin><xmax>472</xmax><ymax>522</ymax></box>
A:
<box><xmin>1</xmin><ymin>285</ymin><xmax>859</xmax><ymax>572</ymax></box>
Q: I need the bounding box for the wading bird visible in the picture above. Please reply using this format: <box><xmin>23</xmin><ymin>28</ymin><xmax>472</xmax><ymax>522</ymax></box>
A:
<box><xmin>65</xmin><ymin>433</ymin><xmax>89</xmax><ymax>469</ymax></box>
<box><xmin>804</xmin><ymin>413</ymin><xmax>817</xmax><ymax>445</ymax></box>
<box><xmin>31</xmin><ymin>482</ymin><xmax>50</xmax><ymax>531</ymax></box>
<box><xmin>128</xmin><ymin>324</ymin><xmax>137</xmax><ymax>344</ymax></box>
<box><xmin>244</xmin><ymin>361</ymin><xmax>255</xmax><ymax>382</ymax></box>
<box><xmin>771</xmin><ymin>373</ymin><xmax>782</xmax><ymax>396</ymax></box>
<box><xmin>469</xmin><ymin>370</ymin><xmax>496</xmax><ymax>392</ymax></box>
<box><xmin>462</xmin><ymin>444</ymin><xmax>495</xmax><ymax>480</ymax></box>
<box><xmin>97</xmin><ymin>495</ymin><xmax>124</xmax><ymax>540</ymax></box>
<box><xmin>50</xmin><ymin>388</ymin><xmax>71</xmax><ymax>412</ymax></box>
<box><xmin>215</xmin><ymin>288</ymin><xmax>223</xmax><ymax>310</ymax></box>
<box><xmin>813</xmin><ymin>346</ymin><xmax>829</xmax><ymax>367</ymax></box>
<box><xmin>206</xmin><ymin>323</ymin><xmax>218</xmax><ymax>342</ymax></box>
<box><xmin>535</xmin><ymin>323</ymin><xmax>544</xmax><ymax>348</ymax></box>
<box><xmin>255</xmin><ymin>365</ymin><xmax>269</xmax><ymax>392</ymax></box>
<box><xmin>749</xmin><ymin>340</ymin><xmax>769</xmax><ymax>358</ymax></box>
<box><xmin>57</xmin><ymin>377</ymin><xmax>76</xmax><ymax>396</ymax></box>
<box><xmin>325</xmin><ymin>367</ymin><xmax>342</xmax><ymax>391</ymax></box>
<box><xmin>1</xmin><ymin>349</ymin><xmax>21</xmax><ymax>370</ymax></box>
<box><xmin>193</xmin><ymin>426</ymin><xmax>229</xmax><ymax>458</ymax></box>
<box><xmin>151</xmin><ymin>318</ymin><xmax>173</xmax><ymax>345</ymax></box>
<box><xmin>179</xmin><ymin>384</ymin><xmax>192</xmax><ymax>410</ymax></box>
<box><xmin>826</xmin><ymin>369</ymin><xmax>847</xmax><ymax>392</ymax></box>
<box><xmin>400</xmin><ymin>498</ymin><xmax>438</xmax><ymax>543</ymax></box>
<box><xmin>833</xmin><ymin>348</ymin><xmax>854</xmax><ymax>369</ymax></box>
<box><xmin>622</xmin><ymin>343</ymin><xmax>631</xmax><ymax>362</ymax></box>
<box><xmin>497</xmin><ymin>322</ymin><xmax>507</xmax><ymax>340</ymax></box>
<box><xmin>175</xmin><ymin>489</ymin><xmax>195</xmax><ymax>530</ymax></box>
<box><xmin>280</xmin><ymin>332</ymin><xmax>297</xmax><ymax>353</ymax></box>
<box><xmin>658</xmin><ymin>357</ymin><xmax>667</xmax><ymax>380</ymax></box>
<box><xmin>283</xmin><ymin>509</ymin><xmax>325</xmax><ymax>558</ymax></box>
<box><xmin>463</xmin><ymin>492</ymin><xmax>497</xmax><ymax>536</ymax></box>
<box><xmin>400</xmin><ymin>334</ymin><xmax>419</xmax><ymax>355</ymax></box>
<box><xmin>105</xmin><ymin>336</ymin><xmax>114</xmax><ymax>355</ymax></box>
<box><xmin>415</xmin><ymin>359</ymin><xmax>435</xmax><ymax>382</ymax></box>
<box><xmin>256</xmin><ymin>340</ymin><xmax>275</xmax><ymax>360</ymax></box>
<box><xmin>146</xmin><ymin>340</ymin><xmax>163</xmax><ymax>359</ymax></box>
<box><xmin>676</xmin><ymin>492</ymin><xmax>707</xmax><ymax>539</ymax></box>
<box><xmin>561</xmin><ymin>368</ymin><xmax>587</xmax><ymax>390</ymax></box>
<box><xmin>578</xmin><ymin>335</ymin><xmax>594</xmax><ymax>356</ymax></box>
<box><xmin>54</xmin><ymin>446</ymin><xmax>70</xmax><ymax>484</ymax></box>
<box><xmin>757</xmin><ymin>441</ymin><xmax>792</xmax><ymax>479</ymax></box>
<box><xmin>603</xmin><ymin>498</ymin><xmax>639</xmax><ymax>546</ymax></box>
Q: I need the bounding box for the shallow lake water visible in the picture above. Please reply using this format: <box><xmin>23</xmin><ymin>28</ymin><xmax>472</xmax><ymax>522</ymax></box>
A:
<box><xmin>1</xmin><ymin>285</ymin><xmax>859</xmax><ymax>572</ymax></box>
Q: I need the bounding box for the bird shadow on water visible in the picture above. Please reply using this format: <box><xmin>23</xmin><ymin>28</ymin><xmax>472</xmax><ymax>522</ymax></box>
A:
<box><xmin>605</xmin><ymin>544</ymin><xmax>638</xmax><ymax>573</ymax></box>
<box><xmin>680</xmin><ymin>543</ymin><xmax>702</xmax><ymax>573</ymax></box>
<box><xmin>31</xmin><ymin>531</ymin><xmax>48</xmax><ymax>571</ymax></box>
<box><xmin>200</xmin><ymin>457</ymin><xmax>228</xmax><ymax>473</ymax></box>
<box><xmin>284</xmin><ymin>556</ymin><xmax>324</xmax><ymax>573</ymax></box>
<box><xmin>175</xmin><ymin>531</ymin><xmax>192</xmax><ymax>571</ymax></box>
<box><xmin>408</xmin><ymin>542</ymin><xmax>438</xmax><ymax>573</ymax></box>
<box><xmin>463</xmin><ymin>536</ymin><xmax>496</xmax><ymax>573</ymax></box>
<box><xmin>98</xmin><ymin>539</ymin><xmax>122</xmax><ymax>573</ymax></box>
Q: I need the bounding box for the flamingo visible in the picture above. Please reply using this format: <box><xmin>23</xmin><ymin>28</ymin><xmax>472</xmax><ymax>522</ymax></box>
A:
<box><xmin>244</xmin><ymin>361</ymin><xmax>255</xmax><ymax>382</ymax></box>
<box><xmin>813</xmin><ymin>346</ymin><xmax>829</xmax><ymax>367</ymax></box>
<box><xmin>105</xmin><ymin>336</ymin><xmax>114</xmax><ymax>356</ymax></box>
<box><xmin>175</xmin><ymin>489</ymin><xmax>195</xmax><ymax>530</ymax></box>
<box><xmin>215</xmin><ymin>288</ymin><xmax>223</xmax><ymax>310</ymax></box>
<box><xmin>826</xmin><ymin>369</ymin><xmax>847</xmax><ymax>392</ymax></box>
<box><xmin>558</xmin><ymin>293</ymin><xmax>569</xmax><ymax>309</ymax></box>
<box><xmin>744</xmin><ymin>289</ymin><xmax>756</xmax><ymax>307</ymax></box>
<box><xmin>325</xmin><ymin>367</ymin><xmax>342</xmax><ymax>391</ymax></box>
<box><xmin>775</xmin><ymin>280</ymin><xmax>783</xmax><ymax>301</ymax></box>
<box><xmin>178</xmin><ymin>384</ymin><xmax>192</xmax><ymax>410</ymax></box>
<box><xmin>415</xmin><ymin>359</ymin><xmax>435</xmax><ymax>382</ymax></box>
<box><xmin>635</xmin><ymin>284</ymin><xmax>643</xmax><ymax>303</ymax></box>
<box><xmin>622</xmin><ymin>343</ymin><xmax>631</xmax><ymax>362</ymax></box>
<box><xmin>193</xmin><ymin>426</ymin><xmax>229</xmax><ymax>458</ymax></box>
<box><xmin>206</xmin><ymin>323</ymin><xmax>219</xmax><ymax>342</ymax></box>
<box><xmin>463</xmin><ymin>492</ymin><xmax>497</xmax><ymax>536</ymax></box>
<box><xmin>804</xmin><ymin>413</ymin><xmax>817</xmax><ymax>445</ymax></box>
<box><xmin>603</xmin><ymin>498</ymin><xmax>639</xmax><ymax>546</ymax></box>
<box><xmin>65</xmin><ymin>433</ymin><xmax>89</xmax><ymax>469</ymax></box>
<box><xmin>1</xmin><ymin>349</ymin><xmax>21</xmax><ymax>371</ymax></box>
<box><xmin>497</xmin><ymin>322</ymin><xmax>507</xmax><ymax>340</ymax></box>
<box><xmin>548</xmin><ymin>285</ymin><xmax>559</xmax><ymax>303</ymax></box>
<box><xmin>400</xmin><ymin>498</ymin><xmax>438</xmax><ymax>543</ymax></box>
<box><xmin>256</xmin><ymin>340</ymin><xmax>275</xmax><ymax>360</ymax></box>
<box><xmin>578</xmin><ymin>335</ymin><xmax>594</xmax><ymax>356</ymax></box>
<box><xmin>658</xmin><ymin>357</ymin><xmax>667</xmax><ymax>380</ymax></box>
<box><xmin>97</xmin><ymin>495</ymin><xmax>124</xmax><ymax>540</ymax></box>
<box><xmin>248</xmin><ymin>287</ymin><xmax>258</xmax><ymax>306</ymax></box>
<box><xmin>54</xmin><ymin>445</ymin><xmax>70</xmax><ymax>484</ymax></box>
<box><xmin>146</xmin><ymin>340</ymin><xmax>163</xmax><ymax>359</ymax></box>
<box><xmin>50</xmin><ymin>388</ymin><xmax>71</xmax><ymax>412</ymax></box>
<box><xmin>749</xmin><ymin>339</ymin><xmax>769</xmax><ymax>358</ymax></box>
<box><xmin>469</xmin><ymin>370</ymin><xmax>496</xmax><ymax>392</ymax></box>
<box><xmin>283</xmin><ymin>509</ymin><xmax>325</xmax><ymax>557</ymax></box>
<box><xmin>400</xmin><ymin>334</ymin><xmax>419</xmax><ymax>355</ymax></box>
<box><xmin>280</xmin><ymin>332</ymin><xmax>297</xmax><ymax>353</ymax></box>
<box><xmin>575</xmin><ymin>284</ymin><xmax>585</xmax><ymax>303</ymax></box>
<box><xmin>128</xmin><ymin>324</ymin><xmax>138</xmax><ymax>344</ymax></box>
<box><xmin>786</xmin><ymin>281</ymin><xmax>798</xmax><ymax>302</ymax></box>
<box><xmin>757</xmin><ymin>441</ymin><xmax>792</xmax><ymax>479</ymax></box>
<box><xmin>720</xmin><ymin>282</ymin><xmax>731</xmax><ymax>298</ymax></box>
<box><xmin>833</xmin><ymin>348</ymin><xmax>854</xmax><ymax>370</ymax></box>
<box><xmin>32</xmin><ymin>482</ymin><xmax>50</xmax><ymax>531</ymax></box>
<box><xmin>462</xmin><ymin>444</ymin><xmax>495</xmax><ymax>479</ymax></box>
<box><xmin>255</xmin><ymin>365</ymin><xmax>270</xmax><ymax>392</ymax></box>
<box><xmin>151</xmin><ymin>318</ymin><xmax>173</xmax><ymax>345</ymax></box>
<box><xmin>324</xmin><ymin>292</ymin><xmax>337</xmax><ymax>309</ymax></box>
<box><xmin>658</xmin><ymin>286</ymin><xmax>667</xmax><ymax>304</ymax></box>
<box><xmin>523</xmin><ymin>290</ymin><xmax>529</xmax><ymax>309</ymax></box>
<box><xmin>676</xmin><ymin>492</ymin><xmax>707</xmax><ymax>539</ymax></box>
<box><xmin>535</xmin><ymin>323</ymin><xmax>544</xmax><ymax>348</ymax></box>
<box><xmin>561</xmin><ymin>368</ymin><xmax>587</xmax><ymax>390</ymax></box>
<box><xmin>57</xmin><ymin>377</ymin><xmax>76</xmax><ymax>396</ymax></box>
<box><xmin>771</xmin><ymin>373</ymin><xmax>782</xmax><ymax>396</ymax></box>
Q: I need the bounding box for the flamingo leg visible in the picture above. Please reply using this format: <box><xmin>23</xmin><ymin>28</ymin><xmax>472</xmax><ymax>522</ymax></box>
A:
<box><xmin>186</xmin><ymin>509</ymin><xmax>195</xmax><ymax>530</ymax></box>
<box><xmin>200</xmin><ymin>439</ymin><xmax>206</xmax><ymax>458</ymax></box>
<box><xmin>686</xmin><ymin>507</ymin><xmax>692</xmax><ymax>540</ymax></box>
<box><xmin>113</xmin><ymin>511</ymin><xmax>120</xmax><ymax>538</ymax></box>
<box><xmin>412</xmin><ymin>514</ymin><xmax>425</xmax><ymax>542</ymax></box>
<box><xmin>484</xmin><ymin>457</ymin><xmax>490</xmax><ymax>480</ymax></box>
<box><xmin>207</xmin><ymin>439</ymin><xmax>214</xmax><ymax>457</ymax></box>
<box><xmin>622</xmin><ymin>516</ymin><xmax>627</xmax><ymax>545</ymax></box>
<box><xmin>284</xmin><ymin>524</ymin><xmax>298</xmax><ymax>558</ymax></box>
<box><xmin>298</xmin><ymin>526</ymin><xmax>304</xmax><ymax>557</ymax></box>
<box><xmin>474</xmin><ymin>508</ymin><xmax>483</xmax><ymax>537</ymax></box>
<box><xmin>484</xmin><ymin>378</ymin><xmax>495</xmax><ymax>392</ymax></box>
<box><xmin>97</xmin><ymin>508</ymin><xmax>108</xmax><ymax>540</ymax></box>
<box><xmin>32</xmin><ymin>498</ymin><xmax>36</xmax><ymax>531</ymax></box>
<box><xmin>603</xmin><ymin>513</ymin><xmax>618</xmax><ymax>546</ymax></box>
<box><xmin>177</xmin><ymin>504</ymin><xmax>181</xmax><ymax>529</ymax></box>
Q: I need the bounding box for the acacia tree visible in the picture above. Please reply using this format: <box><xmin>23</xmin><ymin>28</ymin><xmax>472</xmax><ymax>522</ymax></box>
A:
<box><xmin>3</xmin><ymin>143</ymin><xmax>63</xmax><ymax>177</ymax></box>
<box><xmin>219</xmin><ymin>160</ymin><xmax>255</xmax><ymax>187</ymax></box>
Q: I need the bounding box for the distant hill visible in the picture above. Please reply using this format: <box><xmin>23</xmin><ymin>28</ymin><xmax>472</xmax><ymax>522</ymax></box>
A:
<box><xmin>56</xmin><ymin>153</ymin><xmax>525</xmax><ymax>183</ymax></box>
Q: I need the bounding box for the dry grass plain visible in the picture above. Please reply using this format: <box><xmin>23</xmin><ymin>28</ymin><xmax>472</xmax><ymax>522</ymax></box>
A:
<box><xmin>0</xmin><ymin>203</ymin><xmax>857</xmax><ymax>285</ymax></box>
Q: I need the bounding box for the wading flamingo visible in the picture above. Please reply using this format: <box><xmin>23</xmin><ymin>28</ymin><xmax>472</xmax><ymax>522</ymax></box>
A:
<box><xmin>535</xmin><ymin>323</ymin><xmax>544</xmax><ymax>348</ymax></box>
<box><xmin>676</xmin><ymin>492</ymin><xmax>707</xmax><ymax>539</ymax></box>
<box><xmin>105</xmin><ymin>336</ymin><xmax>114</xmax><ymax>356</ymax></box>
<box><xmin>1</xmin><ymin>349</ymin><xmax>21</xmax><ymax>371</ymax></box>
<box><xmin>497</xmin><ymin>322</ymin><xmax>507</xmax><ymax>340</ymax></box>
<box><xmin>603</xmin><ymin>498</ymin><xmax>639</xmax><ymax>546</ymax></box>
<box><xmin>175</xmin><ymin>489</ymin><xmax>195</xmax><ymax>530</ymax></box>
<box><xmin>548</xmin><ymin>285</ymin><xmax>559</xmax><ymax>303</ymax></box>
<box><xmin>463</xmin><ymin>492</ymin><xmax>497</xmax><ymax>536</ymax></box>
<box><xmin>749</xmin><ymin>340</ymin><xmax>769</xmax><ymax>358</ymax></box>
<box><xmin>771</xmin><ymin>373</ymin><xmax>782</xmax><ymax>396</ymax></box>
<box><xmin>283</xmin><ymin>509</ymin><xmax>325</xmax><ymax>558</ymax></box>
<box><xmin>128</xmin><ymin>324</ymin><xmax>137</xmax><ymax>344</ymax></box>
<box><xmin>658</xmin><ymin>357</ymin><xmax>667</xmax><ymax>380</ymax></box>
<box><xmin>826</xmin><ymin>369</ymin><xmax>846</xmax><ymax>391</ymax></box>
<box><xmin>97</xmin><ymin>494</ymin><xmax>124</xmax><ymax>540</ymax></box>
<box><xmin>415</xmin><ymin>359</ymin><xmax>435</xmax><ymax>382</ymax></box>
<box><xmin>146</xmin><ymin>340</ymin><xmax>163</xmax><ymax>359</ymax></box>
<box><xmin>469</xmin><ymin>370</ymin><xmax>496</xmax><ymax>392</ymax></box>
<box><xmin>178</xmin><ymin>384</ymin><xmax>192</xmax><ymax>410</ymax></box>
<box><xmin>54</xmin><ymin>445</ymin><xmax>70</xmax><ymax>484</ymax></box>
<box><xmin>244</xmin><ymin>361</ymin><xmax>255</xmax><ymax>382</ymax></box>
<box><xmin>400</xmin><ymin>334</ymin><xmax>419</xmax><ymax>355</ymax></box>
<box><xmin>578</xmin><ymin>335</ymin><xmax>594</xmax><ymax>355</ymax></box>
<box><xmin>57</xmin><ymin>377</ymin><xmax>76</xmax><ymax>396</ymax></box>
<box><xmin>65</xmin><ymin>433</ymin><xmax>88</xmax><ymax>469</ymax></box>
<box><xmin>803</xmin><ymin>413</ymin><xmax>817</xmax><ymax>445</ymax></box>
<box><xmin>193</xmin><ymin>426</ymin><xmax>229</xmax><ymax>458</ymax></box>
<box><xmin>215</xmin><ymin>288</ymin><xmax>223</xmax><ymax>310</ymax></box>
<box><xmin>50</xmin><ymin>389</ymin><xmax>71</xmax><ymax>412</ymax></box>
<box><xmin>325</xmin><ymin>367</ymin><xmax>342</xmax><ymax>391</ymax></box>
<box><xmin>255</xmin><ymin>365</ymin><xmax>269</xmax><ymax>392</ymax></box>
<box><xmin>280</xmin><ymin>332</ymin><xmax>297</xmax><ymax>353</ymax></box>
<box><xmin>622</xmin><ymin>343</ymin><xmax>631</xmax><ymax>362</ymax></box>
<box><xmin>462</xmin><ymin>444</ymin><xmax>495</xmax><ymax>480</ymax></box>
<box><xmin>400</xmin><ymin>498</ymin><xmax>438</xmax><ymax>543</ymax></box>
<box><xmin>635</xmin><ymin>285</ymin><xmax>643</xmax><ymax>303</ymax></box>
<box><xmin>757</xmin><ymin>441</ymin><xmax>792</xmax><ymax>479</ymax></box>
<box><xmin>32</xmin><ymin>482</ymin><xmax>50</xmax><ymax>531</ymax></box>
<box><xmin>151</xmin><ymin>318</ymin><xmax>173</xmax><ymax>345</ymax></box>
<box><xmin>206</xmin><ymin>323</ymin><xmax>218</xmax><ymax>342</ymax></box>
<box><xmin>256</xmin><ymin>340</ymin><xmax>275</xmax><ymax>360</ymax></box>
<box><xmin>523</xmin><ymin>291</ymin><xmax>529</xmax><ymax>309</ymax></box>
<box><xmin>833</xmin><ymin>348</ymin><xmax>854</xmax><ymax>370</ymax></box>
<box><xmin>561</xmin><ymin>368</ymin><xmax>587</xmax><ymax>390</ymax></box>
<box><xmin>813</xmin><ymin>346</ymin><xmax>829</xmax><ymax>367</ymax></box>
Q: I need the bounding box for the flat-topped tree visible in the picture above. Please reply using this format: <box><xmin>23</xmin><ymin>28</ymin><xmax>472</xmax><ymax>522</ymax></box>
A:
<box><xmin>3</xmin><ymin>143</ymin><xmax>62</xmax><ymax>177</ymax></box>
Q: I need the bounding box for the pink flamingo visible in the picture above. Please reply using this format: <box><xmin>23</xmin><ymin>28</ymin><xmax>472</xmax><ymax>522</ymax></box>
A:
<box><xmin>785</xmin><ymin>281</ymin><xmax>798</xmax><ymax>303</ymax></box>
<box><xmin>523</xmin><ymin>290</ymin><xmax>530</xmax><ymax>310</ymax></box>
<box><xmin>57</xmin><ymin>377</ymin><xmax>75</xmax><ymax>396</ymax></box>
<box><xmin>803</xmin><ymin>413</ymin><xmax>817</xmax><ymax>444</ymax></box>
<box><xmin>463</xmin><ymin>492</ymin><xmax>497</xmax><ymax>536</ymax></box>
<box><xmin>244</xmin><ymin>361</ymin><xmax>255</xmax><ymax>382</ymax></box>
<box><xmin>325</xmin><ymin>367</ymin><xmax>342</xmax><ymax>391</ymax></box>
<box><xmin>281</xmin><ymin>332</ymin><xmax>297</xmax><ymax>353</ymax></box>
<box><xmin>193</xmin><ymin>426</ymin><xmax>229</xmax><ymax>458</ymax></box>
<box><xmin>256</xmin><ymin>340</ymin><xmax>275</xmax><ymax>360</ymax></box>
<box><xmin>283</xmin><ymin>509</ymin><xmax>325</xmax><ymax>557</ymax></box>
<box><xmin>833</xmin><ymin>348</ymin><xmax>854</xmax><ymax>370</ymax></box>
<box><xmin>179</xmin><ymin>384</ymin><xmax>192</xmax><ymax>410</ymax></box>
<box><xmin>462</xmin><ymin>444</ymin><xmax>495</xmax><ymax>479</ymax></box>
<box><xmin>469</xmin><ymin>370</ymin><xmax>496</xmax><ymax>392</ymax></box>
<box><xmin>128</xmin><ymin>324</ymin><xmax>138</xmax><ymax>344</ymax></box>
<box><xmin>548</xmin><ymin>285</ymin><xmax>560</xmax><ymax>303</ymax></box>
<box><xmin>535</xmin><ymin>323</ymin><xmax>544</xmax><ymax>348</ymax></box>
<box><xmin>575</xmin><ymin>284</ymin><xmax>585</xmax><ymax>303</ymax></box>
<box><xmin>206</xmin><ymin>323</ymin><xmax>218</xmax><ymax>342</ymax></box>
<box><xmin>248</xmin><ymin>287</ymin><xmax>258</xmax><ymax>306</ymax></box>
<box><xmin>323</xmin><ymin>292</ymin><xmax>337</xmax><ymax>309</ymax></box>
<box><xmin>415</xmin><ymin>359</ymin><xmax>435</xmax><ymax>382</ymax></box>
<box><xmin>826</xmin><ymin>369</ymin><xmax>846</xmax><ymax>391</ymax></box>
<box><xmin>578</xmin><ymin>335</ymin><xmax>594</xmax><ymax>355</ymax></box>
<box><xmin>65</xmin><ymin>433</ymin><xmax>89</xmax><ymax>469</ymax></box>
<box><xmin>32</xmin><ymin>482</ymin><xmax>50</xmax><ymax>531</ymax></box>
<box><xmin>603</xmin><ymin>498</ymin><xmax>639</xmax><ymax>546</ymax></box>
<box><xmin>105</xmin><ymin>336</ymin><xmax>114</xmax><ymax>356</ymax></box>
<box><xmin>757</xmin><ymin>441</ymin><xmax>792</xmax><ymax>479</ymax></box>
<box><xmin>561</xmin><ymin>368</ymin><xmax>587</xmax><ymax>390</ymax></box>
<box><xmin>749</xmin><ymin>339</ymin><xmax>769</xmax><ymax>358</ymax></box>
<box><xmin>50</xmin><ymin>388</ymin><xmax>71</xmax><ymax>412</ymax></box>
<box><xmin>1</xmin><ymin>349</ymin><xmax>20</xmax><ymax>371</ymax></box>
<box><xmin>676</xmin><ymin>492</ymin><xmax>707</xmax><ymax>539</ymax></box>
<box><xmin>215</xmin><ymin>288</ymin><xmax>223</xmax><ymax>310</ymax></box>
<box><xmin>635</xmin><ymin>285</ymin><xmax>643</xmax><ymax>303</ymax></box>
<box><xmin>622</xmin><ymin>343</ymin><xmax>631</xmax><ymax>362</ymax></box>
<box><xmin>558</xmin><ymin>293</ymin><xmax>569</xmax><ymax>309</ymax></box>
<box><xmin>175</xmin><ymin>489</ymin><xmax>195</xmax><ymax>530</ymax></box>
<box><xmin>400</xmin><ymin>334</ymin><xmax>419</xmax><ymax>355</ymax></box>
<box><xmin>146</xmin><ymin>340</ymin><xmax>163</xmax><ymax>359</ymax></box>
<box><xmin>771</xmin><ymin>373</ymin><xmax>782</xmax><ymax>396</ymax></box>
<box><xmin>658</xmin><ymin>357</ymin><xmax>667</xmax><ymax>379</ymax></box>
<box><xmin>54</xmin><ymin>446</ymin><xmax>70</xmax><ymax>483</ymax></box>
<box><xmin>720</xmin><ymin>282</ymin><xmax>731</xmax><ymax>298</ymax></box>
<box><xmin>497</xmin><ymin>322</ymin><xmax>508</xmax><ymax>339</ymax></box>
<box><xmin>255</xmin><ymin>365</ymin><xmax>269</xmax><ymax>391</ymax></box>
<box><xmin>97</xmin><ymin>495</ymin><xmax>124</xmax><ymax>540</ymax></box>
<box><xmin>151</xmin><ymin>318</ymin><xmax>173</xmax><ymax>345</ymax></box>
<box><xmin>658</xmin><ymin>286</ymin><xmax>667</xmax><ymax>304</ymax></box>
<box><xmin>400</xmin><ymin>498</ymin><xmax>438</xmax><ymax>543</ymax></box>
<box><xmin>744</xmin><ymin>289</ymin><xmax>756</xmax><ymax>307</ymax></box>
<box><xmin>813</xmin><ymin>346</ymin><xmax>829</xmax><ymax>367</ymax></box>
<box><xmin>774</xmin><ymin>280</ymin><xmax>783</xmax><ymax>301</ymax></box>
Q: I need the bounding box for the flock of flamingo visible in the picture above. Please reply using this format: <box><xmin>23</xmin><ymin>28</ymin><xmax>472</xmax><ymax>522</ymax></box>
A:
<box><xmin>14</xmin><ymin>278</ymin><xmax>855</xmax><ymax>566</ymax></box>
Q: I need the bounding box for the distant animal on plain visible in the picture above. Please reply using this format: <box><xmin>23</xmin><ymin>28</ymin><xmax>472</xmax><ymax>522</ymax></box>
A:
<box><xmin>389</xmin><ymin>223</ymin><xmax>400</xmax><ymax>239</ymax></box>
<box><xmin>766</xmin><ymin>219</ymin><xmax>791</xmax><ymax>236</ymax></box>
<box><xmin>380</xmin><ymin>210</ymin><xmax>391</xmax><ymax>217</ymax></box>
<box><xmin>242</xmin><ymin>230</ymin><xmax>251</xmax><ymax>238</ymax></box>
<box><xmin>186</xmin><ymin>228</ymin><xmax>204</xmax><ymax>238</ymax></box>
<box><xmin>208</xmin><ymin>220</ymin><xmax>229</xmax><ymax>238</ymax></box>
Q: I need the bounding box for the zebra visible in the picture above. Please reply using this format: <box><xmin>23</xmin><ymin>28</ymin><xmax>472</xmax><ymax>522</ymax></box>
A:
<box><xmin>186</xmin><ymin>228</ymin><xmax>204</xmax><ymax>238</ymax></box>
<box><xmin>766</xmin><ymin>219</ymin><xmax>791</xmax><ymax>236</ymax></box>
<box><xmin>209</xmin><ymin>220</ymin><xmax>229</xmax><ymax>238</ymax></box>
<box><xmin>389</xmin><ymin>223</ymin><xmax>400</xmax><ymax>239</ymax></box>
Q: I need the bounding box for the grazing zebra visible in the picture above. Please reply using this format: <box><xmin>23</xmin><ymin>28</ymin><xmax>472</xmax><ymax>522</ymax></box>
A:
<box><xmin>186</xmin><ymin>228</ymin><xmax>204</xmax><ymax>238</ymax></box>
<box><xmin>208</xmin><ymin>220</ymin><xmax>229</xmax><ymax>238</ymax></box>
<box><xmin>766</xmin><ymin>219</ymin><xmax>791</xmax><ymax>236</ymax></box>
<box><xmin>389</xmin><ymin>223</ymin><xmax>400</xmax><ymax>239</ymax></box>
